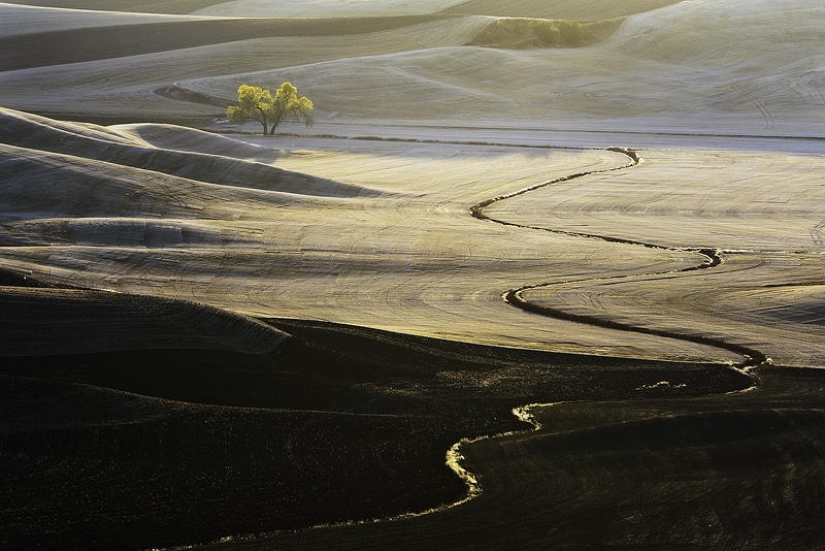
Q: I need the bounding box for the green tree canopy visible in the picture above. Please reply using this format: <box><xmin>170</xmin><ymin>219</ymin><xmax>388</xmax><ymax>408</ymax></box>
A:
<box><xmin>226</xmin><ymin>82</ymin><xmax>314</xmax><ymax>135</ymax></box>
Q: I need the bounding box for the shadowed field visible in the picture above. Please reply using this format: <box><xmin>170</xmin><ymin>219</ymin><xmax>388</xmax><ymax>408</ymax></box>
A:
<box><xmin>191</xmin><ymin>367</ymin><xmax>825</xmax><ymax>551</ymax></box>
<box><xmin>0</xmin><ymin>294</ymin><xmax>756</xmax><ymax>550</ymax></box>
<box><xmin>1</xmin><ymin>0</ymin><xmax>824</xmax><ymax>549</ymax></box>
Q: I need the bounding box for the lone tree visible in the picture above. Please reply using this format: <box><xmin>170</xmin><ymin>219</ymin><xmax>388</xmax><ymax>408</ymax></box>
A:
<box><xmin>226</xmin><ymin>82</ymin><xmax>314</xmax><ymax>135</ymax></box>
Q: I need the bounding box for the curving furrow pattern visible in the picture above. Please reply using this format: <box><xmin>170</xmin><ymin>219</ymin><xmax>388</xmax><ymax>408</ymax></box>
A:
<box><xmin>477</xmin><ymin>147</ymin><xmax>825</xmax><ymax>368</ymax></box>
<box><xmin>2</xmin><ymin>108</ymin><xmax>741</xmax><ymax>363</ymax></box>
<box><xmin>471</xmin><ymin>148</ymin><xmax>765</xmax><ymax>370</ymax></box>
<box><xmin>1</xmin><ymin>109</ymin><xmax>824</xmax><ymax>551</ymax></box>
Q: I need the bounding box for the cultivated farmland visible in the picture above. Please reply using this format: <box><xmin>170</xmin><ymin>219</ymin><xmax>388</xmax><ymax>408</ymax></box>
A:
<box><xmin>1</xmin><ymin>1</ymin><xmax>824</xmax><ymax>549</ymax></box>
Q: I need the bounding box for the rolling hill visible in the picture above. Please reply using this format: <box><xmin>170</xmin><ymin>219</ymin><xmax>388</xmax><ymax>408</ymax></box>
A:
<box><xmin>1</xmin><ymin>1</ymin><xmax>824</xmax><ymax>550</ymax></box>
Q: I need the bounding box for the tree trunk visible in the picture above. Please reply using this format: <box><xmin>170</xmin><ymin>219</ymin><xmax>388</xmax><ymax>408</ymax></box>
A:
<box><xmin>256</xmin><ymin>107</ymin><xmax>268</xmax><ymax>135</ymax></box>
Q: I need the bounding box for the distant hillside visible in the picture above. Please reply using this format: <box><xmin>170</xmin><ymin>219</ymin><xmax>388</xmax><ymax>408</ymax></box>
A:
<box><xmin>1</xmin><ymin>0</ymin><xmax>822</xmax><ymax>134</ymax></box>
<box><xmin>468</xmin><ymin>17</ymin><xmax>623</xmax><ymax>49</ymax></box>
<box><xmin>444</xmin><ymin>0</ymin><xmax>682</xmax><ymax>20</ymax></box>
<box><xmin>0</xmin><ymin>0</ymin><xmax>224</xmax><ymax>13</ymax></box>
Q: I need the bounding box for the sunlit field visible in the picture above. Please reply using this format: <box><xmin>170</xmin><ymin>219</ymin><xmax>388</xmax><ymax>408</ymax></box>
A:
<box><xmin>1</xmin><ymin>0</ymin><xmax>824</xmax><ymax>549</ymax></box>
